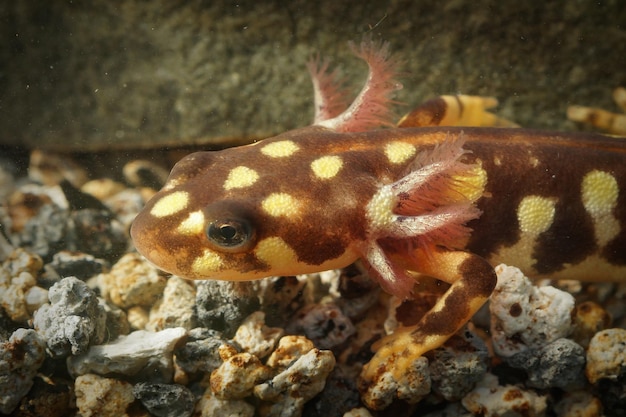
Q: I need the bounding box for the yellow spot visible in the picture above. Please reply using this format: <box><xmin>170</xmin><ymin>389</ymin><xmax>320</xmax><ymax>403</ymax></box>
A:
<box><xmin>255</xmin><ymin>236</ymin><xmax>298</xmax><ymax>269</ymax></box>
<box><xmin>449</xmin><ymin>163</ymin><xmax>488</xmax><ymax>202</ymax></box>
<box><xmin>177</xmin><ymin>210</ymin><xmax>205</xmax><ymax>235</ymax></box>
<box><xmin>150</xmin><ymin>191</ymin><xmax>189</xmax><ymax>218</ymax></box>
<box><xmin>366</xmin><ymin>186</ymin><xmax>395</xmax><ymax>229</ymax></box>
<box><xmin>262</xmin><ymin>193</ymin><xmax>300</xmax><ymax>217</ymax></box>
<box><xmin>311</xmin><ymin>156</ymin><xmax>343</xmax><ymax>179</ymax></box>
<box><xmin>529</xmin><ymin>156</ymin><xmax>540</xmax><ymax>168</ymax></box>
<box><xmin>581</xmin><ymin>170</ymin><xmax>618</xmax><ymax>216</ymax></box>
<box><xmin>261</xmin><ymin>140</ymin><xmax>299</xmax><ymax>158</ymax></box>
<box><xmin>191</xmin><ymin>249</ymin><xmax>224</xmax><ymax>275</ymax></box>
<box><xmin>384</xmin><ymin>141</ymin><xmax>416</xmax><ymax>164</ymax></box>
<box><xmin>223</xmin><ymin>166</ymin><xmax>259</xmax><ymax>190</ymax></box>
<box><xmin>517</xmin><ymin>195</ymin><xmax>556</xmax><ymax>234</ymax></box>
<box><xmin>493</xmin><ymin>156</ymin><xmax>502</xmax><ymax>166</ymax></box>
<box><xmin>582</xmin><ymin>170</ymin><xmax>619</xmax><ymax>246</ymax></box>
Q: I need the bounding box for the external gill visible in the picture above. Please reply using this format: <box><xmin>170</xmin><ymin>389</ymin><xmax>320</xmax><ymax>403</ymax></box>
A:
<box><xmin>313</xmin><ymin>37</ymin><xmax>403</xmax><ymax>132</ymax></box>
<box><xmin>361</xmin><ymin>137</ymin><xmax>484</xmax><ymax>298</ymax></box>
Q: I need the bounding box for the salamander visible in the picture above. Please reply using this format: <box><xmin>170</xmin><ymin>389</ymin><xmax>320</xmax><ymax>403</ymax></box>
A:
<box><xmin>130</xmin><ymin>38</ymin><xmax>626</xmax><ymax>409</ymax></box>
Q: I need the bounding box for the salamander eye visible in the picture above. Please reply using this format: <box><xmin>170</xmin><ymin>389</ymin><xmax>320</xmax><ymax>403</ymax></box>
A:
<box><xmin>206</xmin><ymin>218</ymin><xmax>254</xmax><ymax>251</ymax></box>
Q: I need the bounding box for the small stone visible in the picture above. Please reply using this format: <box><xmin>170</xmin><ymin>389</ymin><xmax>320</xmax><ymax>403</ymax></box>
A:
<box><xmin>554</xmin><ymin>391</ymin><xmax>603</xmax><ymax>417</ymax></box>
<box><xmin>490</xmin><ymin>264</ymin><xmax>575</xmax><ymax>357</ymax></box>
<box><xmin>127</xmin><ymin>306</ymin><xmax>149</xmax><ymax>330</ymax></box>
<box><xmin>210</xmin><ymin>345</ymin><xmax>270</xmax><ymax>399</ymax></box>
<box><xmin>287</xmin><ymin>303</ymin><xmax>355</xmax><ymax>349</ymax></box>
<box><xmin>304</xmin><ymin>365</ymin><xmax>361</xmax><ymax>417</ymax></box>
<box><xmin>133</xmin><ymin>382</ymin><xmax>195</xmax><ymax>417</ymax></box>
<box><xmin>429</xmin><ymin>330</ymin><xmax>490</xmax><ymax>401</ymax></box>
<box><xmin>571</xmin><ymin>301</ymin><xmax>612</xmax><ymax>348</ymax></box>
<box><xmin>359</xmin><ymin>356</ymin><xmax>431</xmax><ymax>410</ymax></box>
<box><xmin>585</xmin><ymin>328</ymin><xmax>626</xmax><ymax>384</ymax></box>
<box><xmin>81</xmin><ymin>178</ymin><xmax>126</xmax><ymax>202</ymax></box>
<box><xmin>33</xmin><ymin>276</ymin><xmax>106</xmax><ymax>357</ymax></box>
<box><xmin>175</xmin><ymin>327</ymin><xmax>232</xmax><ymax>375</ymax></box>
<box><xmin>75</xmin><ymin>374</ymin><xmax>135</xmax><ymax>417</ymax></box>
<box><xmin>195</xmin><ymin>280</ymin><xmax>260</xmax><ymax>336</ymax></box>
<box><xmin>67</xmin><ymin>327</ymin><xmax>187</xmax><ymax>382</ymax></box>
<box><xmin>11</xmin><ymin>376</ymin><xmax>73</xmax><ymax>417</ymax></box>
<box><xmin>70</xmin><ymin>208</ymin><xmax>127</xmax><ymax>261</ymax></box>
<box><xmin>97</xmin><ymin>252</ymin><xmax>167</xmax><ymax>309</ymax></box>
<box><xmin>233</xmin><ymin>311</ymin><xmax>284</xmax><ymax>359</ymax></box>
<box><xmin>462</xmin><ymin>373</ymin><xmax>547</xmax><ymax>417</ymax></box>
<box><xmin>0</xmin><ymin>249</ymin><xmax>45</xmax><ymax>322</ymax></box>
<box><xmin>46</xmin><ymin>250</ymin><xmax>109</xmax><ymax>282</ymax></box>
<box><xmin>147</xmin><ymin>276</ymin><xmax>196</xmax><ymax>331</ymax></box>
<box><xmin>254</xmin><ymin>344</ymin><xmax>336</xmax><ymax>417</ymax></box>
<box><xmin>196</xmin><ymin>387</ymin><xmax>254</xmax><ymax>417</ymax></box>
<box><xmin>0</xmin><ymin>329</ymin><xmax>46</xmax><ymax>414</ymax></box>
<box><xmin>507</xmin><ymin>338</ymin><xmax>585</xmax><ymax>389</ymax></box>
<box><xmin>257</xmin><ymin>276</ymin><xmax>307</xmax><ymax>327</ymax></box>
<box><xmin>342</xmin><ymin>408</ymin><xmax>374</xmax><ymax>417</ymax></box>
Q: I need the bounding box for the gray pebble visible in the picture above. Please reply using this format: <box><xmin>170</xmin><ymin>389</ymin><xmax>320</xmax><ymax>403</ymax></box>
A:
<box><xmin>134</xmin><ymin>382</ymin><xmax>195</xmax><ymax>417</ymax></box>
<box><xmin>507</xmin><ymin>338</ymin><xmax>586</xmax><ymax>389</ymax></box>
<box><xmin>195</xmin><ymin>281</ymin><xmax>260</xmax><ymax>336</ymax></box>
<box><xmin>33</xmin><ymin>276</ymin><xmax>106</xmax><ymax>357</ymax></box>
<box><xmin>0</xmin><ymin>329</ymin><xmax>46</xmax><ymax>414</ymax></box>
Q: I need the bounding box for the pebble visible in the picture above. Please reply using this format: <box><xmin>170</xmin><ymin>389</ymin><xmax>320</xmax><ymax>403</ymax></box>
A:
<box><xmin>553</xmin><ymin>391</ymin><xmax>603</xmax><ymax>417</ymax></box>
<box><xmin>506</xmin><ymin>338</ymin><xmax>586</xmax><ymax>389</ymax></box>
<box><xmin>359</xmin><ymin>355</ymin><xmax>431</xmax><ymax>410</ymax></box>
<box><xmin>133</xmin><ymin>382</ymin><xmax>195</xmax><ymax>417</ymax></box>
<box><xmin>286</xmin><ymin>302</ymin><xmax>355</xmax><ymax>349</ymax></box>
<box><xmin>67</xmin><ymin>327</ymin><xmax>187</xmax><ymax>382</ymax></box>
<box><xmin>462</xmin><ymin>373</ymin><xmax>547</xmax><ymax>417</ymax></box>
<box><xmin>585</xmin><ymin>328</ymin><xmax>626</xmax><ymax>384</ymax></box>
<box><xmin>9</xmin><ymin>375</ymin><xmax>73</xmax><ymax>417</ymax></box>
<box><xmin>0</xmin><ymin>249</ymin><xmax>46</xmax><ymax>323</ymax></box>
<box><xmin>147</xmin><ymin>276</ymin><xmax>196</xmax><ymax>331</ymax></box>
<box><xmin>195</xmin><ymin>280</ymin><xmax>260</xmax><ymax>336</ymax></box>
<box><xmin>428</xmin><ymin>330</ymin><xmax>490</xmax><ymax>401</ymax></box>
<box><xmin>0</xmin><ymin>328</ymin><xmax>46</xmax><ymax>414</ymax></box>
<box><xmin>571</xmin><ymin>301</ymin><xmax>612</xmax><ymax>348</ymax></box>
<box><xmin>33</xmin><ymin>276</ymin><xmax>107</xmax><ymax>357</ymax></box>
<box><xmin>210</xmin><ymin>344</ymin><xmax>271</xmax><ymax>399</ymax></box>
<box><xmin>254</xmin><ymin>338</ymin><xmax>336</xmax><ymax>417</ymax></box>
<box><xmin>44</xmin><ymin>250</ymin><xmax>109</xmax><ymax>283</ymax></box>
<box><xmin>174</xmin><ymin>327</ymin><xmax>233</xmax><ymax>375</ymax></box>
<box><xmin>97</xmin><ymin>252</ymin><xmax>167</xmax><ymax>309</ymax></box>
<box><xmin>233</xmin><ymin>311</ymin><xmax>284</xmax><ymax>359</ymax></box>
<box><xmin>490</xmin><ymin>264</ymin><xmax>575</xmax><ymax>357</ymax></box>
<box><xmin>195</xmin><ymin>388</ymin><xmax>254</xmax><ymax>417</ymax></box>
<box><xmin>74</xmin><ymin>374</ymin><xmax>136</xmax><ymax>417</ymax></box>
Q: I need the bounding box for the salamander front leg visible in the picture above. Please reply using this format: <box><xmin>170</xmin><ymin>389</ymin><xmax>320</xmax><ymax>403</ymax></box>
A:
<box><xmin>358</xmin><ymin>248</ymin><xmax>497</xmax><ymax>410</ymax></box>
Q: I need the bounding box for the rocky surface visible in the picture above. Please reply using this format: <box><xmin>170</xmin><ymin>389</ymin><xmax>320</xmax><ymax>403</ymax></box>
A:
<box><xmin>1</xmin><ymin>1</ymin><xmax>624</xmax><ymax>151</ymax></box>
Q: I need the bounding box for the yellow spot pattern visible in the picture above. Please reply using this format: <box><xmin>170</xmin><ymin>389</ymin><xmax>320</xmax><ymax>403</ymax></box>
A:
<box><xmin>517</xmin><ymin>195</ymin><xmax>556</xmax><ymax>234</ymax></box>
<box><xmin>191</xmin><ymin>249</ymin><xmax>223</xmax><ymax>275</ymax></box>
<box><xmin>365</xmin><ymin>186</ymin><xmax>395</xmax><ymax>230</ymax></box>
<box><xmin>261</xmin><ymin>193</ymin><xmax>300</xmax><ymax>217</ymax></box>
<box><xmin>261</xmin><ymin>140</ymin><xmax>300</xmax><ymax>158</ymax></box>
<box><xmin>150</xmin><ymin>191</ymin><xmax>189</xmax><ymax>218</ymax></box>
<box><xmin>384</xmin><ymin>141</ymin><xmax>416</xmax><ymax>164</ymax></box>
<box><xmin>311</xmin><ymin>156</ymin><xmax>343</xmax><ymax>179</ymax></box>
<box><xmin>177</xmin><ymin>210</ymin><xmax>205</xmax><ymax>235</ymax></box>
<box><xmin>223</xmin><ymin>166</ymin><xmax>259</xmax><ymax>190</ymax></box>
<box><xmin>255</xmin><ymin>236</ymin><xmax>298</xmax><ymax>269</ymax></box>
<box><xmin>581</xmin><ymin>170</ymin><xmax>619</xmax><ymax>246</ymax></box>
<box><xmin>449</xmin><ymin>163</ymin><xmax>488</xmax><ymax>203</ymax></box>
<box><xmin>582</xmin><ymin>170</ymin><xmax>619</xmax><ymax>215</ymax></box>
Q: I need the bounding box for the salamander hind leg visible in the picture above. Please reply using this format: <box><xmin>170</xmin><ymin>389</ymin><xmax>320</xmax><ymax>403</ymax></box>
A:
<box><xmin>358</xmin><ymin>248</ymin><xmax>497</xmax><ymax>410</ymax></box>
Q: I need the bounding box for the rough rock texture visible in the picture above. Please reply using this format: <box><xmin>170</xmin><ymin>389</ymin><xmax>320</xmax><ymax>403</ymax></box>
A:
<box><xmin>1</xmin><ymin>1</ymin><xmax>624</xmax><ymax>151</ymax></box>
<box><xmin>0</xmin><ymin>329</ymin><xmax>46</xmax><ymax>414</ymax></box>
